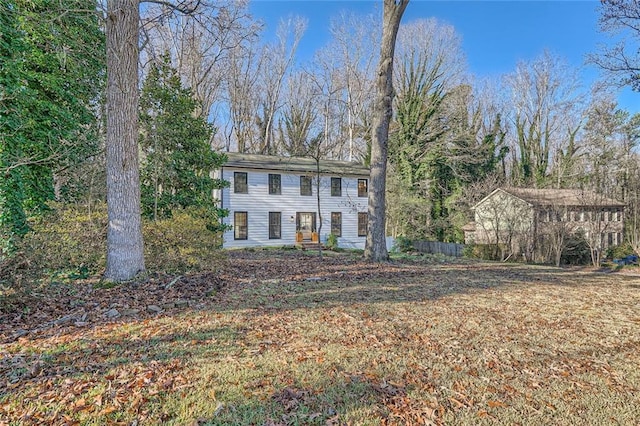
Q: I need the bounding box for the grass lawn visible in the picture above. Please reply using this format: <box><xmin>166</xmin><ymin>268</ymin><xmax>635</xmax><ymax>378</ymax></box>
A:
<box><xmin>1</xmin><ymin>251</ymin><xmax>639</xmax><ymax>425</ymax></box>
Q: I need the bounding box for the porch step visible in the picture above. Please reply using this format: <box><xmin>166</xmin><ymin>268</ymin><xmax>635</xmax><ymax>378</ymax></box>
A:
<box><xmin>297</xmin><ymin>242</ymin><xmax>324</xmax><ymax>250</ymax></box>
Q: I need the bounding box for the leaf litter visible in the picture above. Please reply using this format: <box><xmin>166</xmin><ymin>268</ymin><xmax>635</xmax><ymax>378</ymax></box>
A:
<box><xmin>1</xmin><ymin>250</ymin><xmax>640</xmax><ymax>425</ymax></box>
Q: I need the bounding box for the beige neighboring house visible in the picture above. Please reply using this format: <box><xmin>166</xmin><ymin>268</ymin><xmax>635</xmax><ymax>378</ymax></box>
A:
<box><xmin>463</xmin><ymin>188</ymin><xmax>625</xmax><ymax>262</ymax></box>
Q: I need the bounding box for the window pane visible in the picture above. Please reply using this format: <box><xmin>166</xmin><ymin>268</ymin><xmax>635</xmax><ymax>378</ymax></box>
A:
<box><xmin>234</xmin><ymin>172</ymin><xmax>248</xmax><ymax>193</ymax></box>
<box><xmin>331</xmin><ymin>177</ymin><xmax>341</xmax><ymax>196</ymax></box>
<box><xmin>331</xmin><ymin>212</ymin><xmax>342</xmax><ymax>237</ymax></box>
<box><xmin>269</xmin><ymin>174</ymin><xmax>281</xmax><ymax>194</ymax></box>
<box><xmin>269</xmin><ymin>212</ymin><xmax>281</xmax><ymax>239</ymax></box>
<box><xmin>358</xmin><ymin>212</ymin><xmax>367</xmax><ymax>236</ymax></box>
<box><xmin>300</xmin><ymin>176</ymin><xmax>312</xmax><ymax>196</ymax></box>
<box><xmin>358</xmin><ymin>179</ymin><xmax>368</xmax><ymax>197</ymax></box>
<box><xmin>234</xmin><ymin>212</ymin><xmax>248</xmax><ymax>240</ymax></box>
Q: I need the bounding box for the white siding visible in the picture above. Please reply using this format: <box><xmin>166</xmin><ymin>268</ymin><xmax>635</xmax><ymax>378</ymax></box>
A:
<box><xmin>220</xmin><ymin>167</ymin><xmax>368</xmax><ymax>249</ymax></box>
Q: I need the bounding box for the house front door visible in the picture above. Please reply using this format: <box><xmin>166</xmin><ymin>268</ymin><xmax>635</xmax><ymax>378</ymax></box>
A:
<box><xmin>296</xmin><ymin>212</ymin><xmax>316</xmax><ymax>241</ymax></box>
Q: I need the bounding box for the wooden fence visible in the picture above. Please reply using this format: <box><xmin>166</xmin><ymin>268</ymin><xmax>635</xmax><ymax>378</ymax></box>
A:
<box><xmin>412</xmin><ymin>240</ymin><xmax>465</xmax><ymax>257</ymax></box>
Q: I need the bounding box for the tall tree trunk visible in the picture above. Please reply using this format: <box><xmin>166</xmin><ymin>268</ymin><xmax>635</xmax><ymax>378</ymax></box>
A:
<box><xmin>365</xmin><ymin>0</ymin><xmax>408</xmax><ymax>261</ymax></box>
<box><xmin>104</xmin><ymin>0</ymin><xmax>145</xmax><ymax>281</ymax></box>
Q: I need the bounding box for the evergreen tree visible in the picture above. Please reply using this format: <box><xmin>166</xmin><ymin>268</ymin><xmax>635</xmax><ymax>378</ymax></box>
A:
<box><xmin>139</xmin><ymin>55</ymin><xmax>228</xmax><ymax>230</ymax></box>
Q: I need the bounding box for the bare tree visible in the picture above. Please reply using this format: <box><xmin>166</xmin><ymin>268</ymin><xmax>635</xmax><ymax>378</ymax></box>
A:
<box><xmin>395</xmin><ymin>18</ymin><xmax>466</xmax><ymax>90</ymax></box>
<box><xmin>278</xmin><ymin>71</ymin><xmax>320</xmax><ymax>157</ymax></box>
<box><xmin>473</xmin><ymin>191</ymin><xmax>534</xmax><ymax>261</ymax></box>
<box><xmin>619</xmin><ymin>114</ymin><xmax>640</xmax><ymax>253</ymax></box>
<box><xmin>540</xmin><ymin>204</ymin><xmax>573</xmax><ymax>266</ymax></box>
<box><xmin>365</xmin><ymin>0</ymin><xmax>408</xmax><ymax>262</ymax></box>
<box><xmin>580</xmin><ymin>91</ymin><xmax>623</xmax><ymax>195</ymax></box>
<box><xmin>225</xmin><ymin>42</ymin><xmax>262</xmax><ymax>152</ymax></box>
<box><xmin>327</xmin><ymin>11</ymin><xmax>379</xmax><ymax>161</ymax></box>
<box><xmin>304</xmin><ymin>50</ymin><xmax>346</xmax><ymax>161</ymax></box>
<box><xmin>504</xmin><ymin>51</ymin><xmax>584</xmax><ymax>187</ymax></box>
<box><xmin>590</xmin><ymin>0</ymin><xmax>640</xmax><ymax>91</ymax></box>
<box><xmin>141</xmin><ymin>1</ymin><xmax>259</xmax><ymax>117</ymax></box>
<box><xmin>255</xmin><ymin>17</ymin><xmax>306</xmax><ymax>154</ymax></box>
<box><xmin>579</xmin><ymin>202</ymin><xmax>616</xmax><ymax>268</ymax></box>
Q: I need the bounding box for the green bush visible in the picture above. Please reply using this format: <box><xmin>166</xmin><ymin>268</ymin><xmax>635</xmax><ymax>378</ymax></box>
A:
<box><xmin>0</xmin><ymin>203</ymin><xmax>106</xmax><ymax>305</ymax></box>
<box><xmin>561</xmin><ymin>233</ymin><xmax>592</xmax><ymax>265</ymax></box>
<box><xmin>143</xmin><ymin>208</ymin><xmax>225</xmax><ymax>273</ymax></box>
<box><xmin>392</xmin><ymin>236</ymin><xmax>413</xmax><ymax>253</ymax></box>
<box><xmin>1</xmin><ymin>203</ymin><xmax>225</xmax><ymax>309</ymax></box>
<box><xmin>462</xmin><ymin>243</ymin><xmax>476</xmax><ymax>258</ymax></box>
<box><xmin>325</xmin><ymin>233</ymin><xmax>339</xmax><ymax>250</ymax></box>
<box><xmin>6</xmin><ymin>204</ymin><xmax>225</xmax><ymax>282</ymax></box>
<box><xmin>605</xmin><ymin>242</ymin><xmax>635</xmax><ymax>260</ymax></box>
<box><xmin>19</xmin><ymin>203</ymin><xmax>107</xmax><ymax>276</ymax></box>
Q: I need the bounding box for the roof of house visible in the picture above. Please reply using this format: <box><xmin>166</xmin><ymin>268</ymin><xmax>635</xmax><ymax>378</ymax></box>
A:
<box><xmin>461</xmin><ymin>221</ymin><xmax>476</xmax><ymax>232</ymax></box>
<box><xmin>221</xmin><ymin>152</ymin><xmax>370</xmax><ymax>176</ymax></box>
<box><xmin>476</xmin><ymin>187</ymin><xmax>625</xmax><ymax>209</ymax></box>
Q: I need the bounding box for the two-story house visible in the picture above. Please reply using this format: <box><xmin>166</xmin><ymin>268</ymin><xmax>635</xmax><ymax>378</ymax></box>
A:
<box><xmin>463</xmin><ymin>188</ymin><xmax>625</xmax><ymax>262</ymax></box>
<box><xmin>213</xmin><ymin>153</ymin><xmax>370</xmax><ymax>249</ymax></box>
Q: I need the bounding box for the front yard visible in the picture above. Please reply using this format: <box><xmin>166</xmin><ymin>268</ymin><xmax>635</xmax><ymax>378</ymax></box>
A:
<box><xmin>1</xmin><ymin>250</ymin><xmax>639</xmax><ymax>425</ymax></box>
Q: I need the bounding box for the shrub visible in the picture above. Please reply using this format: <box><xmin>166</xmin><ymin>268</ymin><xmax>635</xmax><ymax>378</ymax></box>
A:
<box><xmin>393</xmin><ymin>236</ymin><xmax>413</xmax><ymax>253</ymax></box>
<box><xmin>0</xmin><ymin>251</ymin><xmax>32</xmax><ymax>301</ymax></box>
<box><xmin>6</xmin><ymin>204</ymin><xmax>225</xmax><ymax>283</ymax></box>
<box><xmin>561</xmin><ymin>233</ymin><xmax>592</xmax><ymax>265</ymax></box>
<box><xmin>462</xmin><ymin>243</ymin><xmax>477</xmax><ymax>258</ymax></box>
<box><xmin>605</xmin><ymin>242</ymin><xmax>635</xmax><ymax>260</ymax></box>
<box><xmin>143</xmin><ymin>208</ymin><xmax>225</xmax><ymax>273</ymax></box>
<box><xmin>0</xmin><ymin>203</ymin><xmax>106</xmax><ymax>306</ymax></box>
<box><xmin>19</xmin><ymin>203</ymin><xmax>107</xmax><ymax>276</ymax></box>
<box><xmin>325</xmin><ymin>233</ymin><xmax>339</xmax><ymax>250</ymax></box>
<box><xmin>1</xmin><ymin>203</ymin><xmax>225</xmax><ymax>309</ymax></box>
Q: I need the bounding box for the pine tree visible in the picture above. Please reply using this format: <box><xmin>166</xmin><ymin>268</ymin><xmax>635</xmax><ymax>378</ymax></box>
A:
<box><xmin>139</xmin><ymin>54</ymin><xmax>228</xmax><ymax>230</ymax></box>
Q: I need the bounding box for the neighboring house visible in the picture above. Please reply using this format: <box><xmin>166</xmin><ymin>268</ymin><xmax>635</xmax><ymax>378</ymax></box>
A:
<box><xmin>213</xmin><ymin>152</ymin><xmax>370</xmax><ymax>249</ymax></box>
<box><xmin>463</xmin><ymin>188</ymin><xmax>625</xmax><ymax>261</ymax></box>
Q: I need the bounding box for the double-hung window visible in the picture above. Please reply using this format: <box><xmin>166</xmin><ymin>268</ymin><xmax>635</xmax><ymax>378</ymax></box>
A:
<box><xmin>358</xmin><ymin>179</ymin><xmax>368</xmax><ymax>197</ymax></box>
<box><xmin>358</xmin><ymin>212</ymin><xmax>368</xmax><ymax>237</ymax></box>
<box><xmin>331</xmin><ymin>177</ymin><xmax>342</xmax><ymax>196</ymax></box>
<box><xmin>269</xmin><ymin>174</ymin><xmax>281</xmax><ymax>195</ymax></box>
<box><xmin>300</xmin><ymin>176</ymin><xmax>312</xmax><ymax>196</ymax></box>
<box><xmin>234</xmin><ymin>172</ymin><xmax>248</xmax><ymax>193</ymax></box>
<box><xmin>331</xmin><ymin>212</ymin><xmax>342</xmax><ymax>237</ymax></box>
<box><xmin>234</xmin><ymin>212</ymin><xmax>248</xmax><ymax>240</ymax></box>
<box><xmin>269</xmin><ymin>212</ymin><xmax>281</xmax><ymax>239</ymax></box>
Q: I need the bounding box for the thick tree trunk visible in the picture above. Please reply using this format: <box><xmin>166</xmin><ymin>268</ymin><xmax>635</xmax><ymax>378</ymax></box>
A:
<box><xmin>365</xmin><ymin>0</ymin><xmax>408</xmax><ymax>262</ymax></box>
<box><xmin>104</xmin><ymin>0</ymin><xmax>145</xmax><ymax>281</ymax></box>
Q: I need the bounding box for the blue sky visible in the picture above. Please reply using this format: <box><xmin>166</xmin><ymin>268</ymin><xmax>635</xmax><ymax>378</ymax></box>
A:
<box><xmin>249</xmin><ymin>0</ymin><xmax>638</xmax><ymax>114</ymax></box>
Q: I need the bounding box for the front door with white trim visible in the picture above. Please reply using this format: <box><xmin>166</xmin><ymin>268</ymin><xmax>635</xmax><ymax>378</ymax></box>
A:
<box><xmin>296</xmin><ymin>212</ymin><xmax>316</xmax><ymax>241</ymax></box>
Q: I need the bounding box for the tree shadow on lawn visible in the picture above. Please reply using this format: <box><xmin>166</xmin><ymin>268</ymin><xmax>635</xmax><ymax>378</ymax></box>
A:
<box><xmin>3</xmin><ymin>253</ymin><xmax>631</xmax><ymax>344</ymax></box>
<box><xmin>0</xmin><ymin>318</ymin><xmax>429</xmax><ymax>425</ymax></box>
<box><xmin>6</xmin><ymin>317</ymin><xmax>456</xmax><ymax>425</ymax></box>
<box><xmin>210</xmin><ymin>259</ymin><xmax>632</xmax><ymax>314</ymax></box>
<box><xmin>3</xmin><ymin>254</ymin><xmax>639</xmax><ymax>424</ymax></box>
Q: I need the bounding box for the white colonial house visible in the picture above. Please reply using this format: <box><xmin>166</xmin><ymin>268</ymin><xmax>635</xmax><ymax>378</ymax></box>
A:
<box><xmin>213</xmin><ymin>152</ymin><xmax>370</xmax><ymax>249</ymax></box>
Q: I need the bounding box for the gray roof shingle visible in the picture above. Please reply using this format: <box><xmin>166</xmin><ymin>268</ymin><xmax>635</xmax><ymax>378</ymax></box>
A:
<box><xmin>221</xmin><ymin>152</ymin><xmax>369</xmax><ymax>176</ymax></box>
<box><xmin>501</xmin><ymin>187</ymin><xmax>625</xmax><ymax>208</ymax></box>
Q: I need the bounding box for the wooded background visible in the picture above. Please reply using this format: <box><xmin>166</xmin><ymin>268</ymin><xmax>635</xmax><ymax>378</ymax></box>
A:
<box><xmin>1</xmin><ymin>0</ymin><xmax>639</xmax><ymax>273</ymax></box>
